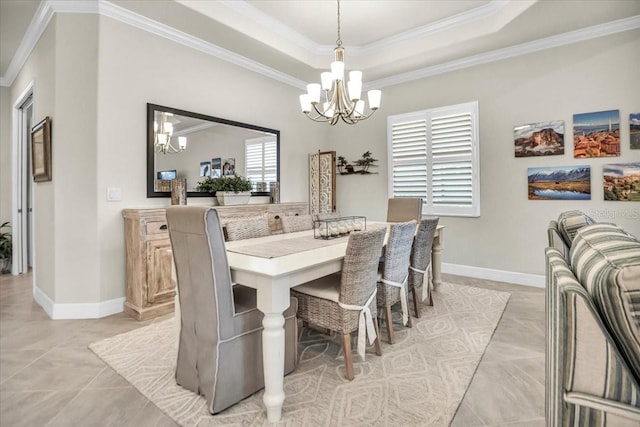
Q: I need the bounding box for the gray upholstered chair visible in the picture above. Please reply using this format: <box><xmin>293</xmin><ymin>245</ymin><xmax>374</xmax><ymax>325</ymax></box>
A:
<box><xmin>225</xmin><ymin>216</ymin><xmax>270</xmax><ymax>241</ymax></box>
<box><xmin>386</xmin><ymin>198</ymin><xmax>422</xmax><ymax>223</ymax></box>
<box><xmin>408</xmin><ymin>217</ymin><xmax>439</xmax><ymax>315</ymax></box>
<box><xmin>281</xmin><ymin>214</ymin><xmax>313</xmax><ymax>233</ymax></box>
<box><xmin>290</xmin><ymin>227</ymin><xmax>387</xmax><ymax>380</ymax></box>
<box><xmin>166</xmin><ymin>206</ymin><xmax>298</xmax><ymax>414</ymax></box>
<box><xmin>377</xmin><ymin>220</ymin><xmax>417</xmax><ymax>344</ymax></box>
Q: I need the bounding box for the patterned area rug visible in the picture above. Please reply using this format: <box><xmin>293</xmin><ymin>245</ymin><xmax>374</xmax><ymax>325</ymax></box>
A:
<box><xmin>89</xmin><ymin>283</ymin><xmax>509</xmax><ymax>426</ymax></box>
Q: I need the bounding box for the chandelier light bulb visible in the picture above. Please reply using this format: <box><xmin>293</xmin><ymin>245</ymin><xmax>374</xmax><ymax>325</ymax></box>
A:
<box><xmin>321</xmin><ymin>72</ymin><xmax>333</xmax><ymax>91</ymax></box>
<box><xmin>307</xmin><ymin>83</ymin><xmax>321</xmax><ymax>104</ymax></box>
<box><xmin>178</xmin><ymin>137</ymin><xmax>187</xmax><ymax>150</ymax></box>
<box><xmin>368</xmin><ymin>90</ymin><xmax>382</xmax><ymax>110</ymax></box>
<box><xmin>348</xmin><ymin>80</ymin><xmax>362</xmax><ymax>101</ymax></box>
<box><xmin>331</xmin><ymin>61</ymin><xmax>344</xmax><ymax>81</ymax></box>
<box><xmin>299</xmin><ymin>94</ymin><xmax>312</xmax><ymax>113</ymax></box>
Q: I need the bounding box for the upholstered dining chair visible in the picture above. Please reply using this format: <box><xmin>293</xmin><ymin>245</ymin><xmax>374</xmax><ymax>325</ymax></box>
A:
<box><xmin>281</xmin><ymin>214</ymin><xmax>314</xmax><ymax>233</ymax></box>
<box><xmin>225</xmin><ymin>216</ymin><xmax>270</xmax><ymax>241</ymax></box>
<box><xmin>377</xmin><ymin>220</ymin><xmax>417</xmax><ymax>344</ymax></box>
<box><xmin>290</xmin><ymin>227</ymin><xmax>387</xmax><ymax>380</ymax></box>
<box><xmin>386</xmin><ymin>198</ymin><xmax>423</xmax><ymax>223</ymax></box>
<box><xmin>408</xmin><ymin>217</ymin><xmax>440</xmax><ymax>316</ymax></box>
<box><xmin>166</xmin><ymin>206</ymin><xmax>298</xmax><ymax>414</ymax></box>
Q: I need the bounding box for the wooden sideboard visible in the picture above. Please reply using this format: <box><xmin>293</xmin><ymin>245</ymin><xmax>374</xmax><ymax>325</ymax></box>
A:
<box><xmin>122</xmin><ymin>202</ymin><xmax>309</xmax><ymax>320</ymax></box>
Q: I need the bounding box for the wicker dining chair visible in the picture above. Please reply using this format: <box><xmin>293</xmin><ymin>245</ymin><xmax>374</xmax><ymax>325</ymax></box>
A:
<box><xmin>225</xmin><ymin>216</ymin><xmax>270</xmax><ymax>241</ymax></box>
<box><xmin>408</xmin><ymin>217</ymin><xmax>440</xmax><ymax>316</ymax></box>
<box><xmin>377</xmin><ymin>220</ymin><xmax>417</xmax><ymax>344</ymax></box>
<box><xmin>290</xmin><ymin>227</ymin><xmax>387</xmax><ymax>380</ymax></box>
<box><xmin>386</xmin><ymin>198</ymin><xmax>423</xmax><ymax>223</ymax></box>
<box><xmin>281</xmin><ymin>214</ymin><xmax>314</xmax><ymax>233</ymax></box>
<box><xmin>166</xmin><ymin>206</ymin><xmax>298</xmax><ymax>414</ymax></box>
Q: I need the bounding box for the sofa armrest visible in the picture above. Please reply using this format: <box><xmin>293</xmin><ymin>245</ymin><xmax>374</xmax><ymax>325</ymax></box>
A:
<box><xmin>546</xmin><ymin>248</ymin><xmax>640</xmax><ymax>426</ymax></box>
<box><xmin>547</xmin><ymin>220</ymin><xmax>569</xmax><ymax>259</ymax></box>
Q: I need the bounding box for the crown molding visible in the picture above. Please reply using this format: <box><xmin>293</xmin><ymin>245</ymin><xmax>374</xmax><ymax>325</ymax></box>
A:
<box><xmin>1</xmin><ymin>0</ymin><xmax>307</xmax><ymax>90</ymax></box>
<box><xmin>2</xmin><ymin>1</ymin><xmax>638</xmax><ymax>91</ymax></box>
<box><xmin>366</xmin><ymin>15</ymin><xmax>640</xmax><ymax>90</ymax></box>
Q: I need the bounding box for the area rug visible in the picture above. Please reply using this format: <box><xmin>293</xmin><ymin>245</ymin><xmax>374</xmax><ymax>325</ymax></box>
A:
<box><xmin>89</xmin><ymin>283</ymin><xmax>509</xmax><ymax>426</ymax></box>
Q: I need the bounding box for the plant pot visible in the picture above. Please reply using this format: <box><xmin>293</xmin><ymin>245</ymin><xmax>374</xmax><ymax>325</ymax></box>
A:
<box><xmin>216</xmin><ymin>191</ymin><xmax>251</xmax><ymax>206</ymax></box>
<box><xmin>0</xmin><ymin>258</ymin><xmax>10</xmax><ymax>274</ymax></box>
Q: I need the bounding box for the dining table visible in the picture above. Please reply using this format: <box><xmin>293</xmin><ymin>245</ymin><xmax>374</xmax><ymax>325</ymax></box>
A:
<box><xmin>224</xmin><ymin>221</ymin><xmax>445</xmax><ymax>422</ymax></box>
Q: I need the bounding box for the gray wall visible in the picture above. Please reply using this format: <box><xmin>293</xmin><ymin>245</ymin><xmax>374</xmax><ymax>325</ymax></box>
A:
<box><xmin>330</xmin><ymin>30</ymin><xmax>640</xmax><ymax>276</ymax></box>
<box><xmin>0</xmin><ymin>12</ymin><xmax>638</xmax><ymax>312</ymax></box>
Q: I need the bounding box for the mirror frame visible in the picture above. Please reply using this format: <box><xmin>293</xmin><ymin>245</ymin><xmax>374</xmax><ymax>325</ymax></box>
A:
<box><xmin>147</xmin><ymin>103</ymin><xmax>280</xmax><ymax>198</ymax></box>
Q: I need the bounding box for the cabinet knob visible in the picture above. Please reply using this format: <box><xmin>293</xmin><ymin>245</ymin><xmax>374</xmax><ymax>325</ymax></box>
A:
<box><xmin>160</xmin><ymin>224</ymin><xmax>168</xmax><ymax>230</ymax></box>
<box><xmin>274</xmin><ymin>215</ymin><xmax>280</xmax><ymax>220</ymax></box>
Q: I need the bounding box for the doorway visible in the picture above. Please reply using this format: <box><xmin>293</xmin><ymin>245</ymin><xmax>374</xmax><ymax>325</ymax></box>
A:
<box><xmin>12</xmin><ymin>86</ymin><xmax>34</xmax><ymax>275</ymax></box>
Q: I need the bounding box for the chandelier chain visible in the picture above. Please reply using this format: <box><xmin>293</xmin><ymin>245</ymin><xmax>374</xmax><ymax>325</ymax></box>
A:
<box><xmin>336</xmin><ymin>0</ymin><xmax>342</xmax><ymax>46</ymax></box>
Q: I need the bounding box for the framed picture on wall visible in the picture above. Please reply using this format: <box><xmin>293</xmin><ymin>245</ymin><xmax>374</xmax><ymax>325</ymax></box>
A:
<box><xmin>31</xmin><ymin>116</ymin><xmax>52</xmax><ymax>182</ymax></box>
<box><xmin>603</xmin><ymin>163</ymin><xmax>640</xmax><ymax>201</ymax></box>
<box><xmin>199</xmin><ymin>161</ymin><xmax>211</xmax><ymax>177</ymax></box>
<box><xmin>513</xmin><ymin>120</ymin><xmax>564</xmax><ymax>157</ymax></box>
<box><xmin>211</xmin><ymin>157</ymin><xmax>222</xmax><ymax>178</ymax></box>
<box><xmin>630</xmin><ymin>113</ymin><xmax>640</xmax><ymax>150</ymax></box>
<box><xmin>573</xmin><ymin>109</ymin><xmax>620</xmax><ymax>158</ymax></box>
<box><xmin>223</xmin><ymin>158</ymin><xmax>235</xmax><ymax>176</ymax></box>
<box><xmin>527</xmin><ymin>165</ymin><xmax>591</xmax><ymax>200</ymax></box>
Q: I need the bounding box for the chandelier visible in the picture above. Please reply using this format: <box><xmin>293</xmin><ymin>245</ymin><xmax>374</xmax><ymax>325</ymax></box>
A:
<box><xmin>154</xmin><ymin>112</ymin><xmax>187</xmax><ymax>154</ymax></box>
<box><xmin>299</xmin><ymin>0</ymin><xmax>381</xmax><ymax>125</ymax></box>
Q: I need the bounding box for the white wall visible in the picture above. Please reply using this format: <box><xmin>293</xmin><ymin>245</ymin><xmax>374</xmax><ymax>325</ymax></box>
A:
<box><xmin>330</xmin><ymin>29</ymin><xmax>640</xmax><ymax>277</ymax></box>
<box><xmin>94</xmin><ymin>16</ymin><xmax>325</xmax><ymax>301</ymax></box>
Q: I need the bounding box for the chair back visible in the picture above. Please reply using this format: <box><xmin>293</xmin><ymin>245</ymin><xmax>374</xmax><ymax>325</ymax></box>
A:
<box><xmin>166</xmin><ymin>206</ymin><xmax>238</xmax><ymax>343</ymax></box>
<box><xmin>225</xmin><ymin>216</ymin><xmax>270</xmax><ymax>241</ymax></box>
<box><xmin>281</xmin><ymin>214</ymin><xmax>313</xmax><ymax>233</ymax></box>
<box><xmin>381</xmin><ymin>220</ymin><xmax>417</xmax><ymax>284</ymax></box>
<box><xmin>408</xmin><ymin>217</ymin><xmax>439</xmax><ymax>287</ymax></box>
<box><xmin>386</xmin><ymin>198</ymin><xmax>422</xmax><ymax>222</ymax></box>
<box><xmin>340</xmin><ymin>227</ymin><xmax>387</xmax><ymax>306</ymax></box>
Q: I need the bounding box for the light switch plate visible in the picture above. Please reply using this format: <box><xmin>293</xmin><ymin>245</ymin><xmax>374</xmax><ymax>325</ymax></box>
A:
<box><xmin>107</xmin><ymin>187</ymin><xmax>122</xmax><ymax>201</ymax></box>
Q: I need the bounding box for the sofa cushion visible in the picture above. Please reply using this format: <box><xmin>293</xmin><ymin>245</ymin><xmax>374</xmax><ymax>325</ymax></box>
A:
<box><xmin>556</xmin><ymin>210</ymin><xmax>595</xmax><ymax>248</ymax></box>
<box><xmin>570</xmin><ymin>223</ymin><xmax>640</xmax><ymax>381</ymax></box>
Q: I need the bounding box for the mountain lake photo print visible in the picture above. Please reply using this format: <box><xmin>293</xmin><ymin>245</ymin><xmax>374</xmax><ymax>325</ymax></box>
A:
<box><xmin>528</xmin><ymin>165</ymin><xmax>591</xmax><ymax>200</ymax></box>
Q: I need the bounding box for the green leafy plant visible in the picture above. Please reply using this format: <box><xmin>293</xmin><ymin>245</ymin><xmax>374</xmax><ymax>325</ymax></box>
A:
<box><xmin>0</xmin><ymin>222</ymin><xmax>11</xmax><ymax>274</ymax></box>
<box><xmin>196</xmin><ymin>175</ymin><xmax>253</xmax><ymax>193</ymax></box>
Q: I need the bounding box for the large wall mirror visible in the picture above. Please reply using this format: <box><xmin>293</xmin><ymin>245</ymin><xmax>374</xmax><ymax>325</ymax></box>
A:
<box><xmin>147</xmin><ymin>103</ymin><xmax>280</xmax><ymax>198</ymax></box>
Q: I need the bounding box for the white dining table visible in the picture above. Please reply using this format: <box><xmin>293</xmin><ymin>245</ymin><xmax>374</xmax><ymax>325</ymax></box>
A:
<box><xmin>225</xmin><ymin>222</ymin><xmax>445</xmax><ymax>422</ymax></box>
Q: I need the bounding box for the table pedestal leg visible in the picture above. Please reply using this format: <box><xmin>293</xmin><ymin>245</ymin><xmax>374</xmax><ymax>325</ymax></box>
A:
<box><xmin>262</xmin><ymin>313</ymin><xmax>285</xmax><ymax>422</ymax></box>
<box><xmin>432</xmin><ymin>232</ymin><xmax>443</xmax><ymax>290</ymax></box>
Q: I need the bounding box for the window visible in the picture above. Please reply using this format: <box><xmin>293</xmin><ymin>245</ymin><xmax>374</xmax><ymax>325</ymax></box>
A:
<box><xmin>387</xmin><ymin>101</ymin><xmax>480</xmax><ymax>217</ymax></box>
<box><xmin>245</xmin><ymin>136</ymin><xmax>277</xmax><ymax>184</ymax></box>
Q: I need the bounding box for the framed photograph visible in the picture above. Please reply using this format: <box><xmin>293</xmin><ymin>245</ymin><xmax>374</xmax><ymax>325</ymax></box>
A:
<box><xmin>630</xmin><ymin>113</ymin><xmax>640</xmax><ymax>150</ymax></box>
<box><xmin>527</xmin><ymin>165</ymin><xmax>591</xmax><ymax>200</ymax></box>
<box><xmin>211</xmin><ymin>157</ymin><xmax>222</xmax><ymax>178</ymax></box>
<box><xmin>199</xmin><ymin>161</ymin><xmax>211</xmax><ymax>177</ymax></box>
<box><xmin>223</xmin><ymin>158</ymin><xmax>236</xmax><ymax>176</ymax></box>
<box><xmin>573</xmin><ymin>109</ymin><xmax>620</xmax><ymax>158</ymax></box>
<box><xmin>31</xmin><ymin>116</ymin><xmax>52</xmax><ymax>182</ymax></box>
<box><xmin>514</xmin><ymin>120</ymin><xmax>564</xmax><ymax>157</ymax></box>
<box><xmin>603</xmin><ymin>163</ymin><xmax>640</xmax><ymax>201</ymax></box>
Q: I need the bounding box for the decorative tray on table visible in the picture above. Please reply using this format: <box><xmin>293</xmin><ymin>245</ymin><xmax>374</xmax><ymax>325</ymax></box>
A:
<box><xmin>313</xmin><ymin>216</ymin><xmax>367</xmax><ymax>240</ymax></box>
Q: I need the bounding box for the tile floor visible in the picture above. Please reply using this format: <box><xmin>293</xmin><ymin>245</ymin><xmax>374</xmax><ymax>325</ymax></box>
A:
<box><xmin>0</xmin><ymin>272</ymin><xmax>545</xmax><ymax>426</ymax></box>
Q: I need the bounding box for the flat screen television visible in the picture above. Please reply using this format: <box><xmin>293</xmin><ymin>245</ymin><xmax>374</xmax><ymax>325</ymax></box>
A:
<box><xmin>157</xmin><ymin>170</ymin><xmax>177</xmax><ymax>180</ymax></box>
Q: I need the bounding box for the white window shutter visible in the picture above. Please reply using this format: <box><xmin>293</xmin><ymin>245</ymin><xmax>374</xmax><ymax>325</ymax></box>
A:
<box><xmin>245</xmin><ymin>137</ymin><xmax>277</xmax><ymax>183</ymax></box>
<box><xmin>388</xmin><ymin>102</ymin><xmax>480</xmax><ymax>217</ymax></box>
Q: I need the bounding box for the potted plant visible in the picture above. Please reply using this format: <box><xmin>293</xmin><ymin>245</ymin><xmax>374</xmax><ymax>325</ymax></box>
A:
<box><xmin>0</xmin><ymin>222</ymin><xmax>11</xmax><ymax>274</ymax></box>
<box><xmin>354</xmin><ymin>151</ymin><xmax>378</xmax><ymax>174</ymax></box>
<box><xmin>197</xmin><ymin>174</ymin><xmax>253</xmax><ymax>205</ymax></box>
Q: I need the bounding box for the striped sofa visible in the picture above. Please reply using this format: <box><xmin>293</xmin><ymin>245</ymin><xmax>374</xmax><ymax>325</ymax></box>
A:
<box><xmin>546</xmin><ymin>221</ymin><xmax>640</xmax><ymax>426</ymax></box>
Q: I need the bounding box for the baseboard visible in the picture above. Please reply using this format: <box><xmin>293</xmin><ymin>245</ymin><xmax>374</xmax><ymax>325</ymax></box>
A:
<box><xmin>33</xmin><ymin>286</ymin><xmax>126</xmax><ymax>319</ymax></box>
<box><xmin>442</xmin><ymin>263</ymin><xmax>545</xmax><ymax>288</ymax></box>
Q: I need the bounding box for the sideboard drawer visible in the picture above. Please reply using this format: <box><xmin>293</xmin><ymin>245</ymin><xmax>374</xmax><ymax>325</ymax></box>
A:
<box><xmin>146</xmin><ymin>221</ymin><xmax>169</xmax><ymax>235</ymax></box>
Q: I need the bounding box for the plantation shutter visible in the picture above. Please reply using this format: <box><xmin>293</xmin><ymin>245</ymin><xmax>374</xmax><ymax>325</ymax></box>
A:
<box><xmin>387</xmin><ymin>101</ymin><xmax>480</xmax><ymax>217</ymax></box>
<box><xmin>245</xmin><ymin>137</ymin><xmax>277</xmax><ymax>183</ymax></box>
